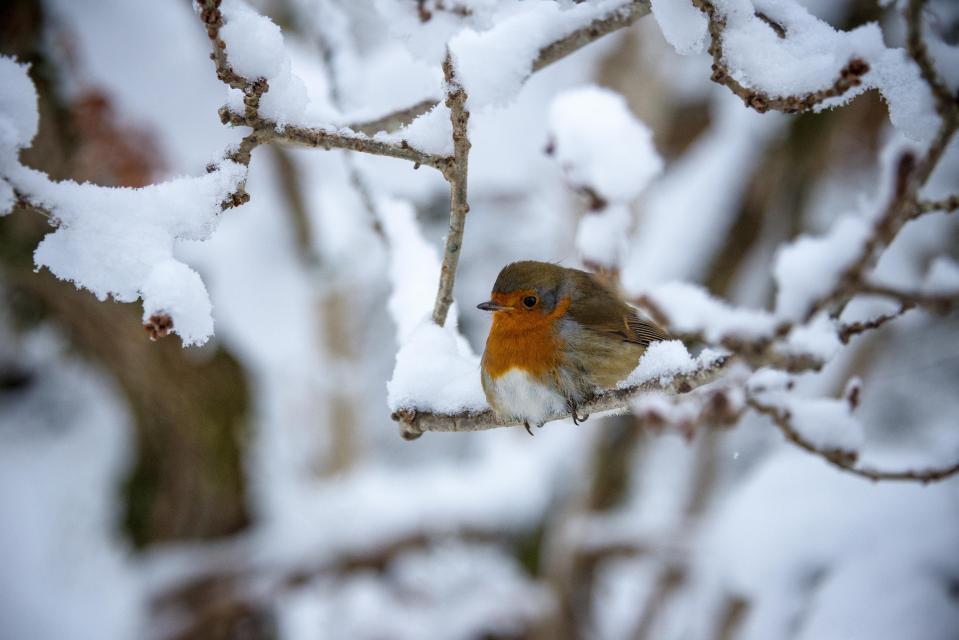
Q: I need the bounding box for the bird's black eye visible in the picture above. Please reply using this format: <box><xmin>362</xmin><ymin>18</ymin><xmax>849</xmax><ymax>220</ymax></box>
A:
<box><xmin>522</xmin><ymin>295</ymin><xmax>538</xmax><ymax>308</ymax></box>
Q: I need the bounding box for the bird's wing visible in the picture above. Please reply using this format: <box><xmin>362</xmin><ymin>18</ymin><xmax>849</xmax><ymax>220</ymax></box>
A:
<box><xmin>565</xmin><ymin>273</ymin><xmax>669</xmax><ymax>346</ymax></box>
<box><xmin>622</xmin><ymin>307</ymin><xmax>670</xmax><ymax>345</ymax></box>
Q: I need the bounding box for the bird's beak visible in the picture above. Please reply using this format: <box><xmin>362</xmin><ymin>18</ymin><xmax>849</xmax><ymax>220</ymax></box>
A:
<box><xmin>477</xmin><ymin>300</ymin><xmax>507</xmax><ymax>312</ymax></box>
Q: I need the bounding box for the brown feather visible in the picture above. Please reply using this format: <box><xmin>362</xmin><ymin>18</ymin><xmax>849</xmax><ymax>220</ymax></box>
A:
<box><xmin>564</xmin><ymin>269</ymin><xmax>668</xmax><ymax>346</ymax></box>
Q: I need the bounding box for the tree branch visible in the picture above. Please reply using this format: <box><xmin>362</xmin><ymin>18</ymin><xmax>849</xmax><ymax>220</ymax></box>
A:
<box><xmin>393</xmin><ymin>356</ymin><xmax>731</xmax><ymax>440</ymax></box>
<box><xmin>912</xmin><ymin>194</ymin><xmax>959</xmax><ymax>218</ymax></box>
<box><xmin>748</xmin><ymin>396</ymin><xmax>959</xmax><ymax>483</ymax></box>
<box><xmin>856</xmin><ymin>281</ymin><xmax>958</xmax><ymax>314</ymax></box>
<box><xmin>838</xmin><ymin>304</ymin><xmax>913</xmax><ymax>343</ymax></box>
<box><xmin>431</xmin><ymin>54</ymin><xmax>471</xmax><ymax>327</ymax></box>
<box><xmin>197</xmin><ymin>0</ymin><xmax>247</xmax><ymax>91</ymax></box>
<box><xmin>691</xmin><ymin>0</ymin><xmax>869</xmax><ymax>114</ymax></box>
<box><xmin>532</xmin><ymin>0</ymin><xmax>651</xmax><ymax>73</ymax></box>
<box><xmin>218</xmin><ymin>108</ymin><xmax>447</xmax><ymax>170</ymax></box>
<box><xmin>349</xmin><ymin>98</ymin><xmax>439</xmax><ymax>136</ymax></box>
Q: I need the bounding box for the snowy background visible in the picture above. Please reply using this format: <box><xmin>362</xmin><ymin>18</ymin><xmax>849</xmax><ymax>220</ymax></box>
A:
<box><xmin>1</xmin><ymin>0</ymin><xmax>958</xmax><ymax>639</ymax></box>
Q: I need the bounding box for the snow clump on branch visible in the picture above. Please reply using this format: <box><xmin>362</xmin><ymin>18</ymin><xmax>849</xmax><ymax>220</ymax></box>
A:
<box><xmin>0</xmin><ymin>55</ymin><xmax>246</xmax><ymax>346</ymax></box>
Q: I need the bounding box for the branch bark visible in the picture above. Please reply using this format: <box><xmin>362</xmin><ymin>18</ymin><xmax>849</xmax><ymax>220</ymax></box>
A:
<box><xmin>431</xmin><ymin>54</ymin><xmax>471</xmax><ymax>326</ymax></box>
<box><xmin>913</xmin><ymin>194</ymin><xmax>959</xmax><ymax>217</ymax></box>
<box><xmin>532</xmin><ymin>0</ymin><xmax>650</xmax><ymax>73</ymax></box>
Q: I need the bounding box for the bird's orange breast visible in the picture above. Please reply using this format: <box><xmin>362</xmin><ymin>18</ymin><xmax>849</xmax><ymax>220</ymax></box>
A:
<box><xmin>482</xmin><ymin>297</ymin><xmax>571</xmax><ymax>379</ymax></box>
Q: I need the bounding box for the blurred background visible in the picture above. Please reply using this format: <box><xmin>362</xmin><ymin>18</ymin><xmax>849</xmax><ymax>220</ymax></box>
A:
<box><xmin>1</xmin><ymin>0</ymin><xmax>958</xmax><ymax>639</ymax></box>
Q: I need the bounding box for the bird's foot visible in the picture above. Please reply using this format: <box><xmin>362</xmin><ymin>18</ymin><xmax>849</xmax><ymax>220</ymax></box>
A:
<box><xmin>523</xmin><ymin>421</ymin><xmax>545</xmax><ymax>436</ymax></box>
<box><xmin>566</xmin><ymin>400</ymin><xmax>590</xmax><ymax>425</ymax></box>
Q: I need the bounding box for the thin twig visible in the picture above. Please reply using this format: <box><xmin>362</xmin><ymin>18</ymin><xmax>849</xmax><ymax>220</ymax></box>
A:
<box><xmin>691</xmin><ymin>0</ymin><xmax>870</xmax><ymax>113</ymax></box>
<box><xmin>856</xmin><ymin>281</ymin><xmax>958</xmax><ymax>314</ymax></box>
<box><xmin>431</xmin><ymin>53</ymin><xmax>471</xmax><ymax>327</ymax></box>
<box><xmin>912</xmin><ymin>194</ymin><xmax>959</xmax><ymax>217</ymax></box>
<box><xmin>838</xmin><ymin>304</ymin><xmax>914</xmax><ymax>343</ymax></box>
<box><xmin>350</xmin><ymin>98</ymin><xmax>439</xmax><ymax>136</ymax></box>
<box><xmin>13</xmin><ymin>191</ymin><xmax>56</xmax><ymax>222</ymax></box>
<box><xmin>197</xmin><ymin>0</ymin><xmax>247</xmax><ymax>90</ymax></box>
<box><xmin>748</xmin><ymin>397</ymin><xmax>959</xmax><ymax>483</ymax></box>
<box><xmin>218</xmin><ymin>107</ymin><xmax>446</xmax><ymax>170</ymax></box>
<box><xmin>393</xmin><ymin>356</ymin><xmax>730</xmax><ymax>439</ymax></box>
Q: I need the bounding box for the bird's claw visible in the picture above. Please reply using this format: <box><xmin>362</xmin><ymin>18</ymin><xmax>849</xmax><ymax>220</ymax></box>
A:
<box><xmin>523</xmin><ymin>421</ymin><xmax>545</xmax><ymax>436</ymax></box>
<box><xmin>567</xmin><ymin>400</ymin><xmax>590</xmax><ymax>425</ymax></box>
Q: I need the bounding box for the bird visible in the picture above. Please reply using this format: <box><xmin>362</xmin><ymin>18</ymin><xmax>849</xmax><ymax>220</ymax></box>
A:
<box><xmin>477</xmin><ymin>261</ymin><xmax>668</xmax><ymax>435</ymax></box>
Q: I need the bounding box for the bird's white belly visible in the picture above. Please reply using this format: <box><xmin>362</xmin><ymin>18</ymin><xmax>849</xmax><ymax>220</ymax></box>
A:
<box><xmin>489</xmin><ymin>368</ymin><xmax>567</xmax><ymax>426</ymax></box>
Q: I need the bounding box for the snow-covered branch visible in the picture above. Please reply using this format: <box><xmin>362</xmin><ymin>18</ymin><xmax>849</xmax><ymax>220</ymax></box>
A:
<box><xmin>394</xmin><ymin>352</ymin><xmax>730</xmax><ymax>440</ymax></box>
<box><xmin>690</xmin><ymin>0</ymin><xmax>870</xmax><ymax>114</ymax></box>
<box><xmin>746</xmin><ymin>394</ymin><xmax>959</xmax><ymax>484</ymax></box>
<box><xmin>198</xmin><ymin>0</ymin><xmax>448</xmax><ymax>170</ymax></box>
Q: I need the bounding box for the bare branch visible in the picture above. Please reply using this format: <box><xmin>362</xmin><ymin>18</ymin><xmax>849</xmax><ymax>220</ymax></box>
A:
<box><xmin>912</xmin><ymin>194</ymin><xmax>959</xmax><ymax>218</ymax></box>
<box><xmin>349</xmin><ymin>98</ymin><xmax>439</xmax><ymax>136</ymax></box>
<box><xmin>838</xmin><ymin>304</ymin><xmax>913</xmax><ymax>343</ymax></box>
<box><xmin>197</xmin><ymin>0</ymin><xmax>247</xmax><ymax>90</ymax></box>
<box><xmin>218</xmin><ymin>108</ymin><xmax>447</xmax><ymax>170</ymax></box>
<box><xmin>748</xmin><ymin>396</ymin><xmax>959</xmax><ymax>483</ymax></box>
<box><xmin>856</xmin><ymin>281</ymin><xmax>958</xmax><ymax>314</ymax></box>
<box><xmin>431</xmin><ymin>54</ymin><xmax>471</xmax><ymax>327</ymax></box>
<box><xmin>393</xmin><ymin>356</ymin><xmax>731</xmax><ymax>440</ymax></box>
<box><xmin>691</xmin><ymin>0</ymin><xmax>869</xmax><ymax>113</ymax></box>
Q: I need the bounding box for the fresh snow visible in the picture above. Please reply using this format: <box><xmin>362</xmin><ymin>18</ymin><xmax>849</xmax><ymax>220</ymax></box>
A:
<box><xmin>547</xmin><ymin>86</ymin><xmax>662</xmax><ymax>204</ymax></box>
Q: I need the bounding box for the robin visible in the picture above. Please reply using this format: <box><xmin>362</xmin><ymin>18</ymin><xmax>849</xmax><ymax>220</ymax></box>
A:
<box><xmin>477</xmin><ymin>261</ymin><xmax>668</xmax><ymax>434</ymax></box>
